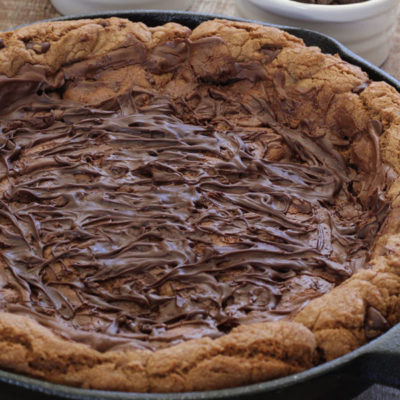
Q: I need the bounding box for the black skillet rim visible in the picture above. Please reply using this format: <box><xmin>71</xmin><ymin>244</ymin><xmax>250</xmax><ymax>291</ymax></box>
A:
<box><xmin>2</xmin><ymin>9</ymin><xmax>400</xmax><ymax>399</ymax></box>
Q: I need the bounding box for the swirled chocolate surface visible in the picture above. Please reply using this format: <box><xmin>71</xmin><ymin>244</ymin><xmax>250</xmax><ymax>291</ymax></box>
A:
<box><xmin>0</xmin><ymin>39</ymin><xmax>392</xmax><ymax>351</ymax></box>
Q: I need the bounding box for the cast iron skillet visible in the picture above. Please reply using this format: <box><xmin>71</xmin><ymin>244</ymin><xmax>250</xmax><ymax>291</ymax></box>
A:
<box><xmin>3</xmin><ymin>10</ymin><xmax>400</xmax><ymax>400</ymax></box>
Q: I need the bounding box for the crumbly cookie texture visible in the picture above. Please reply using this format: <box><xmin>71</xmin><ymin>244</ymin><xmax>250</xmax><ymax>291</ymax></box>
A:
<box><xmin>0</xmin><ymin>18</ymin><xmax>191</xmax><ymax>77</ymax></box>
<box><xmin>1</xmin><ymin>17</ymin><xmax>400</xmax><ymax>392</ymax></box>
<box><xmin>0</xmin><ymin>312</ymin><xmax>315</xmax><ymax>392</ymax></box>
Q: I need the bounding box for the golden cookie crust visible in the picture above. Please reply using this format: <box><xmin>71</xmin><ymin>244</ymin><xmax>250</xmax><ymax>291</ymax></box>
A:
<box><xmin>0</xmin><ymin>17</ymin><xmax>400</xmax><ymax>393</ymax></box>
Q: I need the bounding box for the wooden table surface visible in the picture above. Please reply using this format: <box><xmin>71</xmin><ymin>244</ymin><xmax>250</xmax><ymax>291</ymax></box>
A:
<box><xmin>1</xmin><ymin>0</ymin><xmax>400</xmax><ymax>399</ymax></box>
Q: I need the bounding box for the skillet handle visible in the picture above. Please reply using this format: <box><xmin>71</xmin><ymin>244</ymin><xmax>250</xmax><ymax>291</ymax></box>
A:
<box><xmin>355</xmin><ymin>323</ymin><xmax>400</xmax><ymax>389</ymax></box>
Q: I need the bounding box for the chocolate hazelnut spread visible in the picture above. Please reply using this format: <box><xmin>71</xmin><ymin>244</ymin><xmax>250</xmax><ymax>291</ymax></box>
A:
<box><xmin>293</xmin><ymin>0</ymin><xmax>368</xmax><ymax>4</ymax></box>
<box><xmin>0</xmin><ymin>37</ymin><xmax>392</xmax><ymax>352</ymax></box>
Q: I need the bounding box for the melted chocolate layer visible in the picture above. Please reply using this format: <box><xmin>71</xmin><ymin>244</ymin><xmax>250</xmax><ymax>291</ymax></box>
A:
<box><xmin>0</xmin><ymin>40</ymin><xmax>391</xmax><ymax>351</ymax></box>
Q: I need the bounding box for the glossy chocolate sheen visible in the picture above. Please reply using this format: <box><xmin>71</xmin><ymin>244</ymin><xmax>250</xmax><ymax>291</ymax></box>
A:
<box><xmin>0</xmin><ymin>37</ymin><xmax>392</xmax><ymax>351</ymax></box>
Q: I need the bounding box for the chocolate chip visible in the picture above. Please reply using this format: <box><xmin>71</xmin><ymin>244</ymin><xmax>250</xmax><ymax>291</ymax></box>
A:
<box><xmin>260</xmin><ymin>44</ymin><xmax>281</xmax><ymax>64</ymax></box>
<box><xmin>26</xmin><ymin>41</ymin><xmax>51</xmax><ymax>54</ymax></box>
<box><xmin>0</xmin><ymin>39</ymin><xmax>4</xmax><ymax>50</ymax></box>
<box><xmin>365</xmin><ymin>306</ymin><xmax>389</xmax><ymax>339</ymax></box>
<box><xmin>40</xmin><ymin>41</ymin><xmax>50</xmax><ymax>54</ymax></box>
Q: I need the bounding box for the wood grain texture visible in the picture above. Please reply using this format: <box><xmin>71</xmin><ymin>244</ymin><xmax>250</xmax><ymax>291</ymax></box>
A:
<box><xmin>1</xmin><ymin>0</ymin><xmax>60</xmax><ymax>30</ymax></box>
<box><xmin>0</xmin><ymin>1</ymin><xmax>399</xmax><ymax>399</ymax></box>
<box><xmin>189</xmin><ymin>0</ymin><xmax>236</xmax><ymax>14</ymax></box>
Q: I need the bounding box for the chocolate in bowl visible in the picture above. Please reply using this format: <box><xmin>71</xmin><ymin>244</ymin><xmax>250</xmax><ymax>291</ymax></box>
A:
<box><xmin>1</xmin><ymin>15</ymin><xmax>400</xmax><ymax>395</ymax></box>
<box><xmin>235</xmin><ymin>0</ymin><xmax>399</xmax><ymax>66</ymax></box>
<box><xmin>293</xmin><ymin>0</ymin><xmax>368</xmax><ymax>4</ymax></box>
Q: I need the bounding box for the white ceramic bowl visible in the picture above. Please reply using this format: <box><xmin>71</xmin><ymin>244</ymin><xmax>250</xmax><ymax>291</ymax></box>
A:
<box><xmin>50</xmin><ymin>0</ymin><xmax>194</xmax><ymax>15</ymax></box>
<box><xmin>235</xmin><ymin>0</ymin><xmax>400</xmax><ymax>66</ymax></box>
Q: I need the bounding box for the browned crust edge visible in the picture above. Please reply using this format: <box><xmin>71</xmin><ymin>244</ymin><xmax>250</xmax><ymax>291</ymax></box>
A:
<box><xmin>0</xmin><ymin>17</ymin><xmax>400</xmax><ymax>393</ymax></box>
